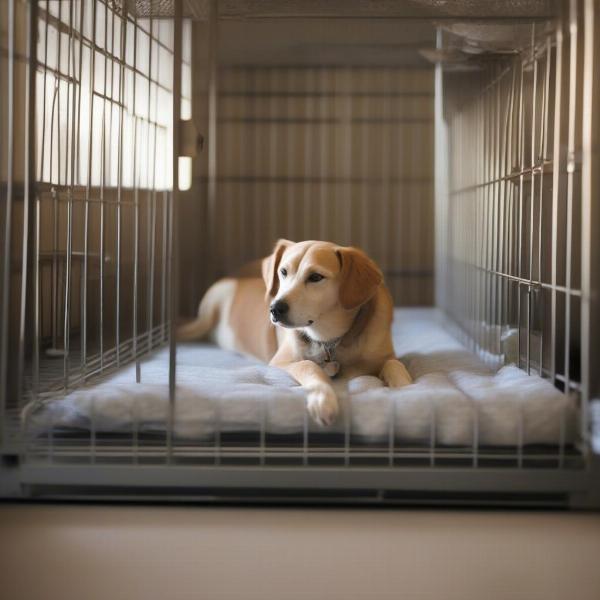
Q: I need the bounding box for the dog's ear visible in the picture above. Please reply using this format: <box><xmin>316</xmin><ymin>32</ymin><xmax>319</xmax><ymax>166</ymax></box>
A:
<box><xmin>335</xmin><ymin>246</ymin><xmax>383</xmax><ymax>310</ymax></box>
<box><xmin>262</xmin><ymin>239</ymin><xmax>294</xmax><ymax>297</ymax></box>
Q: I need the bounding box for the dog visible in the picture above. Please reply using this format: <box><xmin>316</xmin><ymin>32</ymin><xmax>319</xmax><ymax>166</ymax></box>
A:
<box><xmin>178</xmin><ymin>240</ymin><xmax>412</xmax><ymax>425</ymax></box>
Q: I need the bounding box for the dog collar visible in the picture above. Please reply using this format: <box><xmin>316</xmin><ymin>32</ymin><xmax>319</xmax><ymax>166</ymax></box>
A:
<box><xmin>297</xmin><ymin>300</ymin><xmax>374</xmax><ymax>373</ymax></box>
<box><xmin>297</xmin><ymin>331</ymin><xmax>341</xmax><ymax>377</ymax></box>
<box><xmin>298</xmin><ymin>331</ymin><xmax>343</xmax><ymax>361</ymax></box>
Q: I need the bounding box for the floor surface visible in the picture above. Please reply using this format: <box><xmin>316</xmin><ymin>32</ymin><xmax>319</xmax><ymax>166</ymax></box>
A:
<box><xmin>1</xmin><ymin>504</ymin><xmax>600</xmax><ymax>600</ymax></box>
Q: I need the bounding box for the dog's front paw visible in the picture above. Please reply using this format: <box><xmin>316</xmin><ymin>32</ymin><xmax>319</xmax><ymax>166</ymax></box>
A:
<box><xmin>307</xmin><ymin>384</ymin><xmax>339</xmax><ymax>426</ymax></box>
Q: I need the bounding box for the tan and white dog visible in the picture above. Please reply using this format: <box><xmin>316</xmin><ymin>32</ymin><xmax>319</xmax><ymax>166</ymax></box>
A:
<box><xmin>178</xmin><ymin>240</ymin><xmax>412</xmax><ymax>425</ymax></box>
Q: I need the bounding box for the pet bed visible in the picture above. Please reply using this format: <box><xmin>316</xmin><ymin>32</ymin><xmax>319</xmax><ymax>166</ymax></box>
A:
<box><xmin>23</xmin><ymin>309</ymin><xmax>577</xmax><ymax>446</ymax></box>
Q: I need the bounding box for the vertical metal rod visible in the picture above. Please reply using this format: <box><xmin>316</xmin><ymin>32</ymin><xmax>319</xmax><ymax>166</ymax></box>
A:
<box><xmin>496</xmin><ymin>64</ymin><xmax>505</xmax><ymax>358</ymax></box>
<box><xmin>429</xmin><ymin>401</ymin><xmax>436</xmax><ymax>467</ymax></box>
<box><xmin>17</xmin><ymin>0</ymin><xmax>37</xmax><ymax>412</ymax></box>
<box><xmin>105</xmin><ymin>0</ymin><xmax>116</xmax><ymax>370</ymax></box>
<box><xmin>491</xmin><ymin>67</ymin><xmax>501</xmax><ymax>359</ymax></box>
<box><xmin>49</xmin><ymin>414</ymin><xmax>54</xmax><ymax>463</ymax></box>
<box><xmin>207</xmin><ymin>0</ymin><xmax>218</xmax><ymax>282</ymax></box>
<box><xmin>491</xmin><ymin>68</ymin><xmax>500</xmax><ymax>358</ymax></box>
<box><xmin>497</xmin><ymin>68</ymin><xmax>511</xmax><ymax>356</ymax></box>
<box><xmin>32</xmin><ymin>1</ymin><xmax>47</xmax><ymax>397</ymax></box>
<box><xmin>472</xmin><ymin>90</ymin><xmax>479</xmax><ymax>354</ymax></box>
<box><xmin>503</xmin><ymin>67</ymin><xmax>517</xmax><ymax>342</ymax></box>
<box><xmin>387</xmin><ymin>397</ymin><xmax>394</xmax><ymax>467</ymax></box>
<box><xmin>115</xmin><ymin>6</ymin><xmax>127</xmax><ymax>367</ymax></box>
<box><xmin>558</xmin><ymin>405</ymin><xmax>566</xmax><ymax>468</ymax></box>
<box><xmin>33</xmin><ymin>197</ymin><xmax>41</xmax><ymax>396</ymax></box>
<box><xmin>580</xmin><ymin>0</ymin><xmax>596</xmax><ymax>447</ymax></box>
<box><xmin>162</xmin><ymin>190</ymin><xmax>168</xmax><ymax>342</ymax></box>
<box><xmin>485</xmin><ymin>73</ymin><xmax>494</xmax><ymax>359</ymax></box>
<box><xmin>39</xmin><ymin>1</ymin><xmax>50</xmax><ymax>183</ymax></box>
<box><xmin>99</xmin><ymin>0</ymin><xmax>108</xmax><ymax>371</ymax></box>
<box><xmin>63</xmin><ymin>195</ymin><xmax>73</xmax><ymax>390</ymax></box>
<box><xmin>52</xmin><ymin>0</ymin><xmax>64</xmax><ymax>355</ymax></box>
<box><xmin>564</xmin><ymin>0</ymin><xmax>578</xmax><ymax>395</ymax></box>
<box><xmin>434</xmin><ymin>26</ymin><xmax>448</xmax><ymax>312</ymax></box>
<box><xmin>473</xmin><ymin>83</ymin><xmax>478</xmax><ymax>352</ymax></box>
<box><xmin>517</xmin><ymin>404</ymin><xmax>524</xmax><ymax>468</ymax></box>
<box><xmin>480</xmin><ymin>80</ymin><xmax>487</xmax><ymax>357</ymax></box>
<box><xmin>132</xmin><ymin>13</ymin><xmax>141</xmax><ymax>383</ymax></box>
<box><xmin>472</xmin><ymin>405</ymin><xmax>479</xmax><ymax>468</ymax></box>
<box><xmin>33</xmin><ymin>2</ymin><xmax>49</xmax><ymax>398</ymax></box>
<box><xmin>476</xmin><ymin>84</ymin><xmax>486</xmax><ymax>357</ymax></box>
<box><xmin>302</xmin><ymin>405</ymin><xmax>309</xmax><ymax>466</ymax></box>
<box><xmin>132</xmin><ymin>397</ymin><xmax>139</xmax><ymax>464</ymax></box>
<box><xmin>149</xmin><ymin>29</ymin><xmax>162</xmax><ymax>350</ymax></box>
<box><xmin>527</xmin><ymin>25</ymin><xmax>538</xmax><ymax>375</ymax></box>
<box><xmin>551</xmin><ymin>24</ymin><xmax>564</xmax><ymax>387</ymax></box>
<box><xmin>145</xmin><ymin>18</ymin><xmax>154</xmax><ymax>353</ymax></box>
<box><xmin>168</xmin><ymin>1</ymin><xmax>183</xmax><ymax>461</ymax></box>
<box><xmin>147</xmin><ymin>187</ymin><xmax>156</xmax><ymax>350</ymax></box>
<box><xmin>259</xmin><ymin>400</ymin><xmax>266</xmax><ymax>466</ymax></box>
<box><xmin>537</xmin><ymin>35</ymin><xmax>552</xmax><ymax>376</ymax></box>
<box><xmin>64</xmin><ymin>2</ymin><xmax>72</xmax><ymax>188</ymax></box>
<box><xmin>344</xmin><ymin>400</ymin><xmax>350</xmax><ymax>467</ymax></box>
<box><xmin>484</xmin><ymin>69</ymin><xmax>498</xmax><ymax>357</ymax></box>
<box><xmin>82</xmin><ymin>0</ymin><xmax>97</xmax><ymax>377</ymax></box>
<box><xmin>0</xmin><ymin>0</ymin><xmax>15</xmax><ymax>431</ymax></box>
<box><xmin>63</xmin><ymin>0</ymin><xmax>78</xmax><ymax>389</ymax></box>
<box><xmin>74</xmin><ymin>1</ymin><xmax>84</xmax><ymax>187</ymax></box>
<box><xmin>90</xmin><ymin>395</ymin><xmax>96</xmax><ymax>464</ymax></box>
<box><xmin>214</xmin><ymin>402</ymin><xmax>221</xmax><ymax>465</ymax></box>
<box><xmin>516</xmin><ymin>45</ymin><xmax>526</xmax><ymax>368</ymax></box>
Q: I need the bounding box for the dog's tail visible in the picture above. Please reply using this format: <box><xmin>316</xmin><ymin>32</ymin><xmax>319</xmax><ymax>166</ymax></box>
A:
<box><xmin>177</xmin><ymin>279</ymin><xmax>229</xmax><ymax>341</ymax></box>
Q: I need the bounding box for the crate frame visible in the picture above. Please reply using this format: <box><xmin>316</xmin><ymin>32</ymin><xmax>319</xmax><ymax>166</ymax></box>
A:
<box><xmin>1</xmin><ymin>0</ymin><xmax>599</xmax><ymax>508</ymax></box>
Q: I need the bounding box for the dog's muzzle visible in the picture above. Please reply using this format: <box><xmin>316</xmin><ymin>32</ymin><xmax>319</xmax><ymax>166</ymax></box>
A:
<box><xmin>270</xmin><ymin>300</ymin><xmax>289</xmax><ymax>323</ymax></box>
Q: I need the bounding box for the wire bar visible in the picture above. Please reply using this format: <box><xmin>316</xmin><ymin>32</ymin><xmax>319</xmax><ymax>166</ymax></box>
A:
<box><xmin>0</xmin><ymin>0</ymin><xmax>16</xmax><ymax>442</ymax></box>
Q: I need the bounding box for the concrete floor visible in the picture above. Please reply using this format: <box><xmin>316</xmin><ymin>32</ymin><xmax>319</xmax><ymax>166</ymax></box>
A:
<box><xmin>1</xmin><ymin>504</ymin><xmax>599</xmax><ymax>600</ymax></box>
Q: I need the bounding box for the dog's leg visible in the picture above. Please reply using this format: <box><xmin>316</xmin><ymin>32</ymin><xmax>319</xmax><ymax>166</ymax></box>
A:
<box><xmin>278</xmin><ymin>360</ymin><xmax>339</xmax><ymax>426</ymax></box>
<box><xmin>380</xmin><ymin>358</ymin><xmax>412</xmax><ymax>388</ymax></box>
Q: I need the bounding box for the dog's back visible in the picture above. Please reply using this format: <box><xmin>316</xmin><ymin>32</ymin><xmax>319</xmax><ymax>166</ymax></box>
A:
<box><xmin>178</xmin><ymin>269</ymin><xmax>277</xmax><ymax>363</ymax></box>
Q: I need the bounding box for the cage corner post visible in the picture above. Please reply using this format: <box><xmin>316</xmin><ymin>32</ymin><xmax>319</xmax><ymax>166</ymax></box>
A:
<box><xmin>168</xmin><ymin>0</ymin><xmax>184</xmax><ymax>461</ymax></box>
<box><xmin>571</xmin><ymin>0</ymin><xmax>600</xmax><ymax>509</ymax></box>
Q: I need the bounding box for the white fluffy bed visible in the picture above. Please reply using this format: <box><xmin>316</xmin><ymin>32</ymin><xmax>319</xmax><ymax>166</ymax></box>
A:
<box><xmin>24</xmin><ymin>309</ymin><xmax>578</xmax><ymax>446</ymax></box>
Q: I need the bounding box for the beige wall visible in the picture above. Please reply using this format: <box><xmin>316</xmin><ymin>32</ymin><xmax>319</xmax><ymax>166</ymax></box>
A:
<box><xmin>199</xmin><ymin>65</ymin><xmax>435</xmax><ymax>306</ymax></box>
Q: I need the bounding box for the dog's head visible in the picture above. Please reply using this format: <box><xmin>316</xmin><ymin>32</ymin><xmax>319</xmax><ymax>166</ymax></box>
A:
<box><xmin>262</xmin><ymin>239</ymin><xmax>382</xmax><ymax>335</ymax></box>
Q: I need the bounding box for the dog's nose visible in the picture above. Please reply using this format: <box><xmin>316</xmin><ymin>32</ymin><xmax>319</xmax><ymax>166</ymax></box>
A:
<box><xmin>270</xmin><ymin>300</ymin><xmax>289</xmax><ymax>321</ymax></box>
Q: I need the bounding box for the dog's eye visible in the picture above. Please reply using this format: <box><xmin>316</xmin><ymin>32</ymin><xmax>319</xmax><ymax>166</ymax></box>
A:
<box><xmin>307</xmin><ymin>273</ymin><xmax>324</xmax><ymax>283</ymax></box>
<box><xmin>280</xmin><ymin>268</ymin><xmax>287</xmax><ymax>278</ymax></box>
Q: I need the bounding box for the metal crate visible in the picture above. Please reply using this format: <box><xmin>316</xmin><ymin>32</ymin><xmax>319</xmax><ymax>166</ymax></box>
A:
<box><xmin>1</xmin><ymin>0</ymin><xmax>599</xmax><ymax>507</ymax></box>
